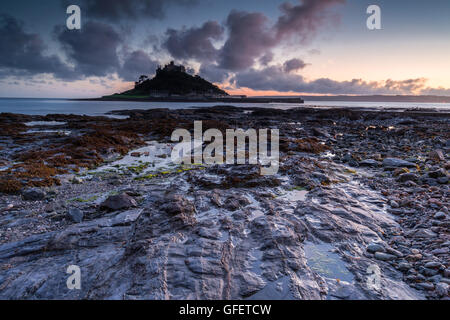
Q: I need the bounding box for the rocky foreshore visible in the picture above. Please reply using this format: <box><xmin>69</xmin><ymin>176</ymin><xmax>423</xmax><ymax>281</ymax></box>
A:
<box><xmin>0</xmin><ymin>106</ymin><xmax>448</xmax><ymax>300</ymax></box>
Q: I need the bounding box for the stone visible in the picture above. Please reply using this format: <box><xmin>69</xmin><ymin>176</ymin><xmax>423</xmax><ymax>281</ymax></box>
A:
<box><xmin>397</xmin><ymin>262</ymin><xmax>412</xmax><ymax>272</ymax></box>
<box><xmin>424</xmin><ymin>261</ymin><xmax>441</xmax><ymax>269</ymax></box>
<box><xmin>428</xmin><ymin>275</ymin><xmax>442</xmax><ymax>284</ymax></box>
<box><xmin>433</xmin><ymin>211</ymin><xmax>446</xmax><ymax>220</ymax></box>
<box><xmin>444</xmin><ymin>269</ymin><xmax>450</xmax><ymax>278</ymax></box>
<box><xmin>359</xmin><ymin>159</ymin><xmax>379</xmax><ymax>167</ymax></box>
<box><xmin>66</xmin><ymin>208</ymin><xmax>84</xmax><ymax>223</ymax></box>
<box><xmin>130</xmin><ymin>152</ymin><xmax>141</xmax><ymax>157</ymax></box>
<box><xmin>160</xmin><ymin>195</ymin><xmax>196</xmax><ymax>217</ymax></box>
<box><xmin>367</xmin><ymin>243</ymin><xmax>385</xmax><ymax>253</ymax></box>
<box><xmin>382</xmin><ymin>158</ymin><xmax>416</xmax><ymax>168</ymax></box>
<box><xmin>22</xmin><ymin>188</ymin><xmax>46</xmax><ymax>201</ymax></box>
<box><xmin>436</xmin><ymin>283</ymin><xmax>449</xmax><ymax>297</ymax></box>
<box><xmin>389</xmin><ymin>200</ymin><xmax>399</xmax><ymax>208</ymax></box>
<box><xmin>422</xmin><ymin>268</ymin><xmax>439</xmax><ymax>277</ymax></box>
<box><xmin>432</xmin><ymin>248</ymin><xmax>448</xmax><ymax>255</ymax></box>
<box><xmin>397</xmin><ymin>173</ymin><xmax>417</xmax><ymax>183</ymax></box>
<box><xmin>386</xmin><ymin>247</ymin><xmax>403</xmax><ymax>257</ymax></box>
<box><xmin>312</xmin><ymin>127</ymin><xmax>330</xmax><ymax>138</ymax></box>
<box><xmin>374</xmin><ymin>252</ymin><xmax>396</xmax><ymax>261</ymax></box>
<box><xmin>100</xmin><ymin>194</ymin><xmax>137</xmax><ymax>211</ymax></box>
<box><xmin>428</xmin><ymin>168</ymin><xmax>447</xmax><ymax>179</ymax></box>
<box><xmin>72</xmin><ymin>177</ymin><xmax>83</xmax><ymax>184</ymax></box>
<box><xmin>437</xmin><ymin>176</ymin><xmax>449</xmax><ymax>184</ymax></box>
<box><xmin>414</xmin><ymin>229</ymin><xmax>437</xmax><ymax>238</ymax></box>
<box><xmin>429</xmin><ymin>149</ymin><xmax>445</xmax><ymax>162</ymax></box>
<box><xmin>415</xmin><ymin>282</ymin><xmax>435</xmax><ymax>291</ymax></box>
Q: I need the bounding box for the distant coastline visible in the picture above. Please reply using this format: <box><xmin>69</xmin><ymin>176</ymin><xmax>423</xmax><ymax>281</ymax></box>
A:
<box><xmin>301</xmin><ymin>95</ymin><xmax>450</xmax><ymax>103</ymax></box>
<box><xmin>69</xmin><ymin>94</ymin><xmax>450</xmax><ymax>104</ymax></box>
<box><xmin>72</xmin><ymin>96</ymin><xmax>305</xmax><ymax>104</ymax></box>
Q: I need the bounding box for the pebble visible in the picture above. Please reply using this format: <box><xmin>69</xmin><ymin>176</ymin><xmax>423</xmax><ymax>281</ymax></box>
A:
<box><xmin>374</xmin><ymin>252</ymin><xmax>396</xmax><ymax>261</ymax></box>
<box><xmin>437</xmin><ymin>176</ymin><xmax>449</xmax><ymax>184</ymax></box>
<box><xmin>398</xmin><ymin>262</ymin><xmax>412</xmax><ymax>272</ymax></box>
<box><xmin>367</xmin><ymin>243</ymin><xmax>385</xmax><ymax>253</ymax></box>
<box><xmin>436</xmin><ymin>283</ymin><xmax>449</xmax><ymax>297</ymax></box>
<box><xmin>422</xmin><ymin>268</ymin><xmax>439</xmax><ymax>277</ymax></box>
<box><xmin>424</xmin><ymin>261</ymin><xmax>441</xmax><ymax>269</ymax></box>
<box><xmin>72</xmin><ymin>177</ymin><xmax>83</xmax><ymax>184</ymax></box>
<box><xmin>413</xmin><ymin>229</ymin><xmax>438</xmax><ymax>238</ymax></box>
<box><xmin>415</xmin><ymin>282</ymin><xmax>435</xmax><ymax>291</ymax></box>
<box><xmin>382</xmin><ymin>158</ymin><xmax>416</xmax><ymax>168</ymax></box>
<box><xmin>66</xmin><ymin>208</ymin><xmax>84</xmax><ymax>223</ymax></box>
<box><xmin>433</xmin><ymin>211</ymin><xmax>446</xmax><ymax>220</ymax></box>
<box><xmin>359</xmin><ymin>159</ymin><xmax>379</xmax><ymax>167</ymax></box>
<box><xmin>397</xmin><ymin>173</ymin><xmax>417</xmax><ymax>183</ymax></box>
<box><xmin>386</xmin><ymin>247</ymin><xmax>403</xmax><ymax>257</ymax></box>
<box><xmin>22</xmin><ymin>188</ymin><xmax>46</xmax><ymax>201</ymax></box>
<box><xmin>444</xmin><ymin>269</ymin><xmax>450</xmax><ymax>278</ymax></box>
<box><xmin>390</xmin><ymin>200</ymin><xmax>399</xmax><ymax>208</ymax></box>
<box><xmin>100</xmin><ymin>194</ymin><xmax>138</xmax><ymax>211</ymax></box>
<box><xmin>429</xmin><ymin>149</ymin><xmax>445</xmax><ymax>162</ymax></box>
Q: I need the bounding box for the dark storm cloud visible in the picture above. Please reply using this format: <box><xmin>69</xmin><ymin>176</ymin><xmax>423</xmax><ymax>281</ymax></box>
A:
<box><xmin>259</xmin><ymin>52</ymin><xmax>274</xmax><ymax>66</ymax></box>
<box><xmin>219</xmin><ymin>0</ymin><xmax>346</xmax><ymax>70</ymax></box>
<box><xmin>164</xmin><ymin>21</ymin><xmax>224</xmax><ymax>61</ymax></box>
<box><xmin>198</xmin><ymin>64</ymin><xmax>230</xmax><ymax>83</ymax></box>
<box><xmin>0</xmin><ymin>14</ymin><xmax>75</xmax><ymax>80</ymax></box>
<box><xmin>275</xmin><ymin>0</ymin><xmax>346</xmax><ymax>42</ymax></box>
<box><xmin>1</xmin><ymin>13</ymin><xmax>160</xmax><ymax>82</ymax></box>
<box><xmin>118</xmin><ymin>50</ymin><xmax>159</xmax><ymax>81</ymax></box>
<box><xmin>233</xmin><ymin>66</ymin><xmax>305</xmax><ymax>92</ymax></box>
<box><xmin>233</xmin><ymin>66</ymin><xmax>429</xmax><ymax>95</ymax></box>
<box><xmin>218</xmin><ymin>10</ymin><xmax>278</xmax><ymax>71</ymax></box>
<box><xmin>76</xmin><ymin>0</ymin><xmax>197</xmax><ymax>21</ymax></box>
<box><xmin>162</xmin><ymin>0</ymin><xmax>346</xmax><ymax>73</ymax></box>
<box><xmin>56</xmin><ymin>21</ymin><xmax>122</xmax><ymax>77</ymax></box>
<box><xmin>283</xmin><ymin>58</ymin><xmax>307</xmax><ymax>73</ymax></box>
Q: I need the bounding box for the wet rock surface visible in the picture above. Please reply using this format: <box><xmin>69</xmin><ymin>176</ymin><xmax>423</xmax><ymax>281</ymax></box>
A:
<box><xmin>0</xmin><ymin>106</ymin><xmax>448</xmax><ymax>300</ymax></box>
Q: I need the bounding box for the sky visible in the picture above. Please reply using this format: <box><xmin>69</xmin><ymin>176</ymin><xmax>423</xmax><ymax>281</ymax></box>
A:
<box><xmin>0</xmin><ymin>0</ymin><xmax>450</xmax><ymax>98</ymax></box>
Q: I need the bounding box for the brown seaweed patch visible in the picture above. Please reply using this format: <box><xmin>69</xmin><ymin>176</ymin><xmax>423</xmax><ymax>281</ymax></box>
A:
<box><xmin>0</xmin><ymin>179</ymin><xmax>22</xmax><ymax>194</ymax></box>
<box><xmin>294</xmin><ymin>138</ymin><xmax>331</xmax><ymax>154</ymax></box>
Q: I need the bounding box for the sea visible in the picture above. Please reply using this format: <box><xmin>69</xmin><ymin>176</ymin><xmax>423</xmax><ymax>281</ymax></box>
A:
<box><xmin>0</xmin><ymin>98</ymin><xmax>449</xmax><ymax>117</ymax></box>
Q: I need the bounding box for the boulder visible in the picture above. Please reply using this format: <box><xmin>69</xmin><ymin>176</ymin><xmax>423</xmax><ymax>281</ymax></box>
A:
<box><xmin>367</xmin><ymin>243</ymin><xmax>385</xmax><ymax>253</ymax></box>
<box><xmin>359</xmin><ymin>159</ymin><xmax>379</xmax><ymax>167</ymax></box>
<box><xmin>160</xmin><ymin>194</ymin><xmax>195</xmax><ymax>217</ymax></box>
<box><xmin>382</xmin><ymin>158</ymin><xmax>416</xmax><ymax>168</ymax></box>
<box><xmin>66</xmin><ymin>208</ymin><xmax>84</xmax><ymax>223</ymax></box>
<box><xmin>434</xmin><ymin>211</ymin><xmax>446</xmax><ymax>220</ymax></box>
<box><xmin>429</xmin><ymin>149</ymin><xmax>445</xmax><ymax>162</ymax></box>
<box><xmin>428</xmin><ymin>168</ymin><xmax>447</xmax><ymax>178</ymax></box>
<box><xmin>397</xmin><ymin>173</ymin><xmax>418</xmax><ymax>183</ymax></box>
<box><xmin>374</xmin><ymin>252</ymin><xmax>396</xmax><ymax>261</ymax></box>
<box><xmin>101</xmin><ymin>194</ymin><xmax>137</xmax><ymax>211</ymax></box>
<box><xmin>22</xmin><ymin>188</ymin><xmax>46</xmax><ymax>201</ymax></box>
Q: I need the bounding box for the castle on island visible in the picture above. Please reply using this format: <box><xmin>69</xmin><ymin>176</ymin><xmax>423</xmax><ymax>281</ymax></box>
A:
<box><xmin>156</xmin><ymin>61</ymin><xmax>186</xmax><ymax>74</ymax></box>
<box><xmin>132</xmin><ymin>61</ymin><xmax>235</xmax><ymax>99</ymax></box>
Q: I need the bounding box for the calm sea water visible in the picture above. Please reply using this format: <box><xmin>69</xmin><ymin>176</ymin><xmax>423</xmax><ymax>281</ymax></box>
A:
<box><xmin>0</xmin><ymin>98</ymin><xmax>449</xmax><ymax>116</ymax></box>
